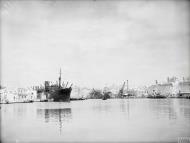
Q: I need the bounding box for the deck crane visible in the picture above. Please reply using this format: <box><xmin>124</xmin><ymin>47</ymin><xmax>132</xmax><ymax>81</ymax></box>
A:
<box><xmin>118</xmin><ymin>82</ymin><xmax>126</xmax><ymax>98</ymax></box>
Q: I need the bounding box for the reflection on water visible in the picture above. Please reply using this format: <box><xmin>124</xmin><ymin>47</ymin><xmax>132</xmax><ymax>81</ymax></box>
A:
<box><xmin>119</xmin><ymin>100</ymin><xmax>130</xmax><ymax>119</ymax></box>
<box><xmin>37</xmin><ymin>108</ymin><xmax>72</xmax><ymax>133</ymax></box>
<box><xmin>180</xmin><ymin>107</ymin><xmax>190</xmax><ymax>120</ymax></box>
<box><xmin>37</xmin><ymin>108</ymin><xmax>72</xmax><ymax>122</ymax></box>
<box><xmin>148</xmin><ymin>99</ymin><xmax>177</xmax><ymax>120</ymax></box>
<box><xmin>178</xmin><ymin>99</ymin><xmax>190</xmax><ymax>106</ymax></box>
<box><xmin>1</xmin><ymin>99</ymin><xmax>190</xmax><ymax>142</ymax></box>
<box><xmin>1</xmin><ymin>103</ymin><xmax>34</xmax><ymax>119</ymax></box>
<box><xmin>91</xmin><ymin>101</ymin><xmax>112</xmax><ymax>112</ymax></box>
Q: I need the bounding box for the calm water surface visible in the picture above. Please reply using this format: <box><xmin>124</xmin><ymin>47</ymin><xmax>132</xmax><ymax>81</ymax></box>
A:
<box><xmin>1</xmin><ymin>99</ymin><xmax>190</xmax><ymax>142</ymax></box>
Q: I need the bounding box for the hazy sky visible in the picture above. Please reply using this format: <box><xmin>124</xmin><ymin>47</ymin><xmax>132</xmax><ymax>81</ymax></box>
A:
<box><xmin>1</xmin><ymin>0</ymin><xmax>190</xmax><ymax>88</ymax></box>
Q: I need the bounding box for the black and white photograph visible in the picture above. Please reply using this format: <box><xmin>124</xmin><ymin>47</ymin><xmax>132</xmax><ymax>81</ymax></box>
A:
<box><xmin>0</xmin><ymin>0</ymin><xmax>190</xmax><ymax>142</ymax></box>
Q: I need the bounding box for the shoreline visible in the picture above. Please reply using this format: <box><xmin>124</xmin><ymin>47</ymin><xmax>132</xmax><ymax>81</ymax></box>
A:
<box><xmin>1</xmin><ymin>97</ymin><xmax>190</xmax><ymax>104</ymax></box>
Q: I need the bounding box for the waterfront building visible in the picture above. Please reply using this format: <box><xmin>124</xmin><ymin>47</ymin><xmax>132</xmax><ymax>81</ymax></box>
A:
<box><xmin>26</xmin><ymin>88</ymin><xmax>37</xmax><ymax>101</ymax></box>
<box><xmin>7</xmin><ymin>90</ymin><xmax>18</xmax><ymax>102</ymax></box>
<box><xmin>135</xmin><ymin>86</ymin><xmax>148</xmax><ymax>97</ymax></box>
<box><xmin>34</xmin><ymin>86</ymin><xmax>47</xmax><ymax>101</ymax></box>
<box><xmin>1</xmin><ymin>87</ymin><xmax>37</xmax><ymax>103</ymax></box>
<box><xmin>0</xmin><ymin>87</ymin><xmax>8</xmax><ymax>103</ymax></box>
<box><xmin>177</xmin><ymin>80</ymin><xmax>190</xmax><ymax>97</ymax></box>
<box><xmin>80</xmin><ymin>87</ymin><xmax>91</xmax><ymax>98</ymax></box>
<box><xmin>147</xmin><ymin>77</ymin><xmax>190</xmax><ymax>97</ymax></box>
<box><xmin>71</xmin><ymin>86</ymin><xmax>91</xmax><ymax>99</ymax></box>
<box><xmin>36</xmin><ymin>91</ymin><xmax>47</xmax><ymax>101</ymax></box>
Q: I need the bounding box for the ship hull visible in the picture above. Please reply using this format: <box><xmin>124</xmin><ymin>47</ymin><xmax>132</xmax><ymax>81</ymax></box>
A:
<box><xmin>49</xmin><ymin>88</ymin><xmax>72</xmax><ymax>102</ymax></box>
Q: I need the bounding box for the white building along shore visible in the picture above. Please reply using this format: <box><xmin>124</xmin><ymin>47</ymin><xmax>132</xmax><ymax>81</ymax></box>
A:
<box><xmin>0</xmin><ymin>87</ymin><xmax>37</xmax><ymax>104</ymax></box>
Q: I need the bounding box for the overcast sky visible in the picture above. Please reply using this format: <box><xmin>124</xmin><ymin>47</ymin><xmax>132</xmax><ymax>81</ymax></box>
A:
<box><xmin>1</xmin><ymin>0</ymin><xmax>190</xmax><ymax>89</ymax></box>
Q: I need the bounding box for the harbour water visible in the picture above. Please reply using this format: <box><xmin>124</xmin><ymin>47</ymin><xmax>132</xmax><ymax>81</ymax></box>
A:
<box><xmin>1</xmin><ymin>99</ymin><xmax>190</xmax><ymax>142</ymax></box>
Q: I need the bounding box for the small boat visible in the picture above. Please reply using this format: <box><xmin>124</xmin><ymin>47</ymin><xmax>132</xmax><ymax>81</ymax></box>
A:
<box><xmin>40</xmin><ymin>99</ymin><xmax>48</xmax><ymax>102</ymax></box>
<box><xmin>102</xmin><ymin>96</ymin><xmax>107</xmax><ymax>100</ymax></box>
<box><xmin>70</xmin><ymin>98</ymin><xmax>85</xmax><ymax>101</ymax></box>
<box><xmin>5</xmin><ymin>101</ymin><xmax>10</xmax><ymax>104</ymax></box>
<box><xmin>102</xmin><ymin>91</ymin><xmax>111</xmax><ymax>100</ymax></box>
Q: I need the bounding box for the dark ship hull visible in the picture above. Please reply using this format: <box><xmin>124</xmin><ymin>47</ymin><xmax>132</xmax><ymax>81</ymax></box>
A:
<box><xmin>36</xmin><ymin>69</ymin><xmax>73</xmax><ymax>102</ymax></box>
<box><xmin>49</xmin><ymin>87</ymin><xmax>72</xmax><ymax>102</ymax></box>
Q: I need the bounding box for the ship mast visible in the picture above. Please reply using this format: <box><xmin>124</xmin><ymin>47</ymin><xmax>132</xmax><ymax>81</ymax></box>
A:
<box><xmin>59</xmin><ymin>68</ymin><xmax>61</xmax><ymax>88</ymax></box>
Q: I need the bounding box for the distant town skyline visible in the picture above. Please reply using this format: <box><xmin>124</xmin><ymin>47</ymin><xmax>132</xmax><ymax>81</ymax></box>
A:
<box><xmin>1</xmin><ymin>0</ymin><xmax>190</xmax><ymax>89</ymax></box>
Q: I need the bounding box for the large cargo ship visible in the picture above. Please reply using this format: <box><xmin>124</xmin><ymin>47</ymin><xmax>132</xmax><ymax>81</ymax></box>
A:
<box><xmin>42</xmin><ymin>69</ymin><xmax>72</xmax><ymax>102</ymax></box>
